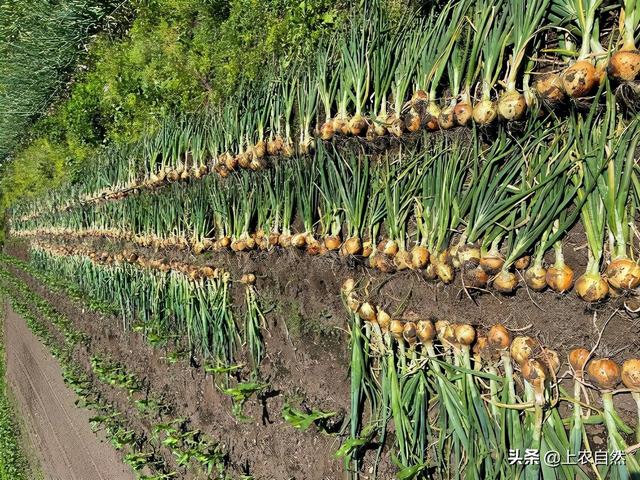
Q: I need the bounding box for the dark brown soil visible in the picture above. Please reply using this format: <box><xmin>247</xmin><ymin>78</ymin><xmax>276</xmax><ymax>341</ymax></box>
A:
<box><xmin>5</xmin><ymin>246</ymin><xmax>363</xmax><ymax>479</ymax></box>
<box><xmin>5</xmin><ymin>228</ymin><xmax>640</xmax><ymax>478</ymax></box>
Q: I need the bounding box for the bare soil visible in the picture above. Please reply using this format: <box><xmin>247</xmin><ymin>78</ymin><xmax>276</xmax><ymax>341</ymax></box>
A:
<box><xmin>3</xmin><ymin>301</ymin><xmax>134</xmax><ymax>480</ymax></box>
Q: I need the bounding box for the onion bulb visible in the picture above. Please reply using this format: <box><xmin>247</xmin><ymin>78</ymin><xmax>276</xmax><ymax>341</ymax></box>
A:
<box><xmin>332</xmin><ymin>116</ymin><xmax>348</xmax><ymax>136</ymax></box>
<box><xmin>493</xmin><ymin>270</ymin><xmax>519</xmax><ymax>293</ymax></box>
<box><xmin>488</xmin><ymin>324</ymin><xmax>511</xmax><ymax>350</ymax></box>
<box><xmin>387</xmin><ymin>113</ymin><xmax>404</xmax><ymax>137</ymax></box>
<box><xmin>349</xmin><ymin>114</ymin><xmax>368</xmax><ymax>136</ymax></box>
<box><xmin>423</xmin><ymin>264</ymin><xmax>438</xmax><ymax>281</ymax></box>
<box><xmin>416</xmin><ymin>320</ymin><xmax>435</xmax><ymax>344</ymax></box>
<box><xmin>373</xmin><ymin>116</ymin><xmax>388</xmax><ymax>137</ymax></box>
<box><xmin>403</xmin><ymin>322</ymin><xmax>418</xmax><ymax>346</ymax></box>
<box><xmin>621</xmin><ymin>359</ymin><xmax>640</xmax><ymax>391</ymax></box>
<box><xmin>319</xmin><ymin>121</ymin><xmax>335</xmax><ymax>141</ymax></box>
<box><xmin>472</xmin><ymin>99</ymin><xmax>497</xmax><ymax>125</ymax></box>
<box><xmin>458</xmin><ymin>244</ymin><xmax>481</xmax><ymax>268</ymax></box>
<box><xmin>608</xmin><ymin>49</ymin><xmax>640</xmax><ymax>82</ymax></box>
<box><xmin>454</xmin><ymin>102</ymin><xmax>473</xmax><ymax>126</ymax></box>
<box><xmin>480</xmin><ymin>250</ymin><xmax>504</xmax><ymax>275</ymax></box>
<box><xmin>575</xmin><ymin>272</ymin><xmax>609</xmax><ymax>302</ymax></box>
<box><xmin>291</xmin><ymin>233</ymin><xmax>307</xmax><ymax>248</ymax></box>
<box><xmin>425</xmin><ymin>102</ymin><xmax>441</xmax><ymax>131</ymax></box>
<box><xmin>306</xmin><ymin>237</ymin><xmax>321</xmax><ymax>255</ymax></box>
<box><xmin>410</xmin><ymin>245</ymin><xmax>429</xmax><ymax>269</ymax></box>
<box><xmin>268</xmin><ymin>232</ymin><xmax>280</xmax><ymax>247</ymax></box>
<box><xmin>358</xmin><ymin>302</ymin><xmax>377</xmax><ymax>323</ymax></box>
<box><xmin>497</xmin><ymin>91</ymin><xmax>527</xmax><ymax>121</ymax></box>
<box><xmin>390</xmin><ymin>319</ymin><xmax>404</xmax><ymax>341</ymax></box>
<box><xmin>365</xmin><ymin>124</ymin><xmax>377</xmax><ymax>142</ymax></box>
<box><xmin>375</xmin><ymin>254</ymin><xmax>396</xmax><ymax>273</ymax></box>
<box><xmin>218</xmin><ymin>236</ymin><xmax>231</xmax><ymax>248</ymax></box>
<box><xmin>511</xmin><ymin>336</ymin><xmax>538</xmax><ymax>365</ymax></box>
<box><xmin>454</xmin><ymin>324</ymin><xmax>476</xmax><ymax>346</ymax></box>
<box><xmin>343</xmin><ymin>236</ymin><xmax>362</xmax><ymax>256</ymax></box>
<box><xmin>282</xmin><ymin>140</ymin><xmax>295</xmax><ymax>158</ymax></box>
<box><xmin>324</xmin><ymin>235</ymin><xmax>342</xmax><ymax>251</ymax></box>
<box><xmin>279</xmin><ymin>232</ymin><xmax>292</xmax><ymax>248</ymax></box>
<box><xmin>438</xmin><ymin>105</ymin><xmax>455</xmax><ymax>129</ymax></box>
<box><xmin>267</xmin><ymin>136</ymin><xmax>283</xmax><ymax>156</ymax></box>
<box><xmin>534</xmin><ymin>73</ymin><xmax>566</xmax><ymax>104</ymax></box>
<box><xmin>411</xmin><ymin>90</ymin><xmax>428</xmax><ymax>103</ymax></box>
<box><xmin>522</xmin><ymin>359</ymin><xmax>548</xmax><ymax>403</ymax></box>
<box><xmin>382</xmin><ymin>239</ymin><xmax>399</xmax><ymax>257</ymax></box>
<box><xmin>405</xmin><ymin>108</ymin><xmax>422</xmax><ymax>132</ymax></box>
<box><xmin>569</xmin><ymin>348</ymin><xmax>591</xmax><ymax>374</ymax></box>
<box><xmin>393</xmin><ymin>250</ymin><xmax>412</xmax><ymax>271</ymax></box>
<box><xmin>525</xmin><ymin>264</ymin><xmax>547</xmax><ymax>291</ymax></box>
<box><xmin>435</xmin><ymin>320</ymin><xmax>456</xmax><ymax>348</ymax></box>
<box><xmin>377</xmin><ymin>308</ymin><xmax>391</xmax><ymax>331</ymax></box>
<box><xmin>606</xmin><ymin>258</ymin><xmax>640</xmax><ymax>290</ymax></box>
<box><xmin>587</xmin><ymin>358</ymin><xmax>621</xmax><ymax>390</ymax></box>
<box><xmin>514</xmin><ymin>255</ymin><xmax>531</xmax><ymax>270</ymax></box>
<box><xmin>341</xmin><ymin>278</ymin><xmax>356</xmax><ymax>297</ymax></box>
<box><xmin>463</xmin><ymin>266</ymin><xmax>488</xmax><ymax>288</ymax></box>
<box><xmin>542</xmin><ymin>348</ymin><xmax>560</xmax><ymax>376</ymax></box>
<box><xmin>546</xmin><ymin>263</ymin><xmax>574</xmax><ymax>293</ymax></box>
<box><xmin>433</xmin><ymin>254</ymin><xmax>454</xmax><ymax>284</ymax></box>
<box><xmin>253</xmin><ymin>141</ymin><xmax>266</xmax><ymax>159</ymax></box>
<box><xmin>562</xmin><ymin>61</ymin><xmax>599</xmax><ymax>98</ymax></box>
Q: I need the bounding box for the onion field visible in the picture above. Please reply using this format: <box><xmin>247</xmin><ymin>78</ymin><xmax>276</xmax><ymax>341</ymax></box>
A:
<box><xmin>2</xmin><ymin>0</ymin><xmax>640</xmax><ymax>478</ymax></box>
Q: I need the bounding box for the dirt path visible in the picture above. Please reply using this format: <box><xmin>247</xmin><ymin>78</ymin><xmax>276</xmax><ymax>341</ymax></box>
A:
<box><xmin>3</xmin><ymin>303</ymin><xmax>134</xmax><ymax>480</ymax></box>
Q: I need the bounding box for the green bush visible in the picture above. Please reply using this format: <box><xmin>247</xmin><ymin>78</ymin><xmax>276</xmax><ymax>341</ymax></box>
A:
<box><xmin>0</xmin><ymin>0</ymin><xmax>352</xmax><ymax>215</ymax></box>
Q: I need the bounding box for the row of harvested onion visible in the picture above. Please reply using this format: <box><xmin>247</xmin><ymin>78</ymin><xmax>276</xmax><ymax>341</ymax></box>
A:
<box><xmin>29</xmin><ymin>241</ymin><xmax>261</xmax><ymax>287</ymax></box>
<box><xmin>18</xmin><ymin>227</ymin><xmax>640</xmax><ymax>303</ymax></box>
<box><xmin>342</xmin><ymin>277</ymin><xmax>640</xmax><ymax>475</ymax></box>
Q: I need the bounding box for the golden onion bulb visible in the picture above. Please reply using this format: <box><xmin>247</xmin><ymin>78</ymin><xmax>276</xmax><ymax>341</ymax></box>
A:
<box><xmin>390</xmin><ymin>319</ymin><xmax>405</xmax><ymax>341</ymax></box>
<box><xmin>497</xmin><ymin>91</ymin><xmax>527</xmax><ymax>121</ymax></box>
<box><xmin>606</xmin><ymin>258</ymin><xmax>640</xmax><ymax>290</ymax></box>
<box><xmin>410</xmin><ymin>245</ymin><xmax>429</xmax><ymax>269</ymax></box>
<box><xmin>377</xmin><ymin>308</ymin><xmax>391</xmax><ymax>331</ymax></box>
<box><xmin>454</xmin><ymin>324</ymin><xmax>476</xmax><ymax>346</ymax></box>
<box><xmin>575</xmin><ymin>272</ymin><xmax>609</xmax><ymax>302</ymax></box>
<box><xmin>493</xmin><ymin>270</ymin><xmax>519</xmax><ymax>293</ymax></box>
<box><xmin>416</xmin><ymin>320</ymin><xmax>435</xmax><ymax>344</ymax></box>
<box><xmin>511</xmin><ymin>336</ymin><xmax>538</xmax><ymax>365</ymax></box>
<box><xmin>568</xmin><ymin>348</ymin><xmax>590</xmax><ymax>374</ymax></box>
<box><xmin>546</xmin><ymin>264</ymin><xmax>574</xmax><ymax>293</ymax></box>
<box><xmin>472</xmin><ymin>99</ymin><xmax>497</xmax><ymax>125</ymax></box>
<box><xmin>534</xmin><ymin>72</ymin><xmax>566</xmax><ymax>104</ymax></box>
<box><xmin>403</xmin><ymin>321</ymin><xmax>418</xmax><ymax>345</ymax></box>
<box><xmin>488</xmin><ymin>324</ymin><xmax>511</xmax><ymax>350</ymax></box>
<box><xmin>453</xmin><ymin>102</ymin><xmax>473</xmax><ymax>126</ymax></box>
<box><xmin>343</xmin><ymin>236</ymin><xmax>362</xmax><ymax>256</ymax></box>
<box><xmin>480</xmin><ymin>251</ymin><xmax>505</xmax><ymax>275</ymax></box>
<box><xmin>358</xmin><ymin>302</ymin><xmax>377</xmax><ymax>323</ymax></box>
<box><xmin>525</xmin><ymin>264</ymin><xmax>547</xmax><ymax>291</ymax></box>
<box><xmin>587</xmin><ymin>358</ymin><xmax>621</xmax><ymax>390</ymax></box>
<box><xmin>621</xmin><ymin>359</ymin><xmax>640</xmax><ymax>391</ymax></box>
<box><xmin>608</xmin><ymin>49</ymin><xmax>640</xmax><ymax>82</ymax></box>
<box><xmin>562</xmin><ymin>60</ymin><xmax>599</xmax><ymax>98</ymax></box>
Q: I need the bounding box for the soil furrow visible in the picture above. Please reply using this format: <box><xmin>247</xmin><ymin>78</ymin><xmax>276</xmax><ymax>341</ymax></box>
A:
<box><xmin>4</xmin><ymin>302</ymin><xmax>135</xmax><ymax>480</ymax></box>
